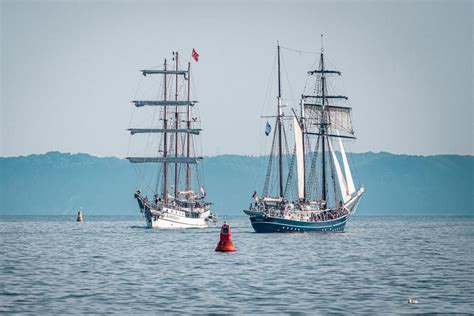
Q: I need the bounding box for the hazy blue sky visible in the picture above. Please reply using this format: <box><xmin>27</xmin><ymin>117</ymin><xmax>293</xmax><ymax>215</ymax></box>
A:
<box><xmin>1</xmin><ymin>0</ymin><xmax>472</xmax><ymax>157</ymax></box>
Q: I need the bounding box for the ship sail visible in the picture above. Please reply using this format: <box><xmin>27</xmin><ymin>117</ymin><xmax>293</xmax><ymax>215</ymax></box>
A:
<box><xmin>337</xmin><ymin>131</ymin><xmax>356</xmax><ymax>195</ymax></box>
<box><xmin>127</xmin><ymin>157</ymin><xmax>202</xmax><ymax>164</ymax></box>
<box><xmin>128</xmin><ymin>128</ymin><xmax>201</xmax><ymax>135</ymax></box>
<box><xmin>292</xmin><ymin>111</ymin><xmax>305</xmax><ymax>199</ymax></box>
<box><xmin>132</xmin><ymin>100</ymin><xmax>195</xmax><ymax>107</ymax></box>
<box><xmin>328</xmin><ymin>138</ymin><xmax>350</xmax><ymax>203</ymax></box>
<box><xmin>304</xmin><ymin>104</ymin><xmax>354</xmax><ymax>135</ymax></box>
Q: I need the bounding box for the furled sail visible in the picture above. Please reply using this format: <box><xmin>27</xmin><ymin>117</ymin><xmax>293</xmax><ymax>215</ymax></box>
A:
<box><xmin>261</xmin><ymin>197</ymin><xmax>283</xmax><ymax>203</ymax></box>
<box><xmin>337</xmin><ymin>131</ymin><xmax>356</xmax><ymax>195</ymax></box>
<box><xmin>131</xmin><ymin>100</ymin><xmax>196</xmax><ymax>107</ymax></box>
<box><xmin>292</xmin><ymin>112</ymin><xmax>305</xmax><ymax>199</ymax></box>
<box><xmin>127</xmin><ymin>157</ymin><xmax>202</xmax><ymax>164</ymax></box>
<box><xmin>141</xmin><ymin>69</ymin><xmax>188</xmax><ymax>76</ymax></box>
<box><xmin>178</xmin><ymin>190</ymin><xmax>195</xmax><ymax>196</ymax></box>
<box><xmin>128</xmin><ymin>128</ymin><xmax>201</xmax><ymax>135</ymax></box>
<box><xmin>304</xmin><ymin>104</ymin><xmax>353</xmax><ymax>135</ymax></box>
<box><xmin>328</xmin><ymin>138</ymin><xmax>350</xmax><ymax>203</ymax></box>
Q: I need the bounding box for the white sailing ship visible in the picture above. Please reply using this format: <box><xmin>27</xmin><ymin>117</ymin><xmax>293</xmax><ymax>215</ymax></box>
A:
<box><xmin>128</xmin><ymin>51</ymin><xmax>216</xmax><ymax>228</ymax></box>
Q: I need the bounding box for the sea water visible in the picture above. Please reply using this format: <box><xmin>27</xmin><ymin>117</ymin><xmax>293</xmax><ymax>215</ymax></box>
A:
<box><xmin>1</xmin><ymin>215</ymin><xmax>473</xmax><ymax>314</ymax></box>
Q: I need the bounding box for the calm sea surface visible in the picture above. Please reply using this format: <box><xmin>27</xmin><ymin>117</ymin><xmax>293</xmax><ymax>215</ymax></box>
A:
<box><xmin>1</xmin><ymin>215</ymin><xmax>473</xmax><ymax>314</ymax></box>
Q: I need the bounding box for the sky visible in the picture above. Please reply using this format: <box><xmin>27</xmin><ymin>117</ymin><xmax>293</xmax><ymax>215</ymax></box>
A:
<box><xmin>1</xmin><ymin>0</ymin><xmax>473</xmax><ymax>158</ymax></box>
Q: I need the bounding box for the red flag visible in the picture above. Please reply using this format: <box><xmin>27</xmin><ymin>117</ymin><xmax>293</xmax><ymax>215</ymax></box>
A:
<box><xmin>192</xmin><ymin>48</ymin><xmax>199</xmax><ymax>62</ymax></box>
<box><xmin>252</xmin><ymin>191</ymin><xmax>258</xmax><ymax>201</ymax></box>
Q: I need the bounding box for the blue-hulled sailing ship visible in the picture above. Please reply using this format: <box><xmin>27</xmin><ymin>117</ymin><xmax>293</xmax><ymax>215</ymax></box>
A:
<box><xmin>244</xmin><ymin>38</ymin><xmax>364</xmax><ymax>233</ymax></box>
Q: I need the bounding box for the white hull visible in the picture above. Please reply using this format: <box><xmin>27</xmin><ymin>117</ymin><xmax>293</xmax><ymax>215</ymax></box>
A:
<box><xmin>145</xmin><ymin>207</ymin><xmax>210</xmax><ymax>229</ymax></box>
<box><xmin>147</xmin><ymin>214</ymin><xmax>208</xmax><ymax>229</ymax></box>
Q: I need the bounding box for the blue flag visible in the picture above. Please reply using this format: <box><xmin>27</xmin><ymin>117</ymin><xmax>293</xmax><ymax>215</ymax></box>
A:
<box><xmin>265</xmin><ymin>122</ymin><xmax>272</xmax><ymax>136</ymax></box>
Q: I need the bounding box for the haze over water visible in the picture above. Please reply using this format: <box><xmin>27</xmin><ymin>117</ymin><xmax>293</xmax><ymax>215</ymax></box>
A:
<box><xmin>1</xmin><ymin>215</ymin><xmax>473</xmax><ymax>314</ymax></box>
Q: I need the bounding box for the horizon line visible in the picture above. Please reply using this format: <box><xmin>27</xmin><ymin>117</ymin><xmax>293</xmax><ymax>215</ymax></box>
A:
<box><xmin>1</xmin><ymin>150</ymin><xmax>473</xmax><ymax>159</ymax></box>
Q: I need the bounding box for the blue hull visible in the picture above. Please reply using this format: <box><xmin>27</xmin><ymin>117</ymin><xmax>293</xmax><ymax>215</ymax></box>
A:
<box><xmin>249</xmin><ymin>214</ymin><xmax>348</xmax><ymax>233</ymax></box>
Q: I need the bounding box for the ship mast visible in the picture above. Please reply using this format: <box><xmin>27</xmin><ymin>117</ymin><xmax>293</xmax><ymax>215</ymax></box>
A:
<box><xmin>277</xmin><ymin>41</ymin><xmax>284</xmax><ymax>198</ymax></box>
<box><xmin>163</xmin><ymin>59</ymin><xmax>169</xmax><ymax>203</ymax></box>
<box><xmin>302</xmin><ymin>35</ymin><xmax>349</xmax><ymax>206</ymax></box>
<box><xmin>127</xmin><ymin>54</ymin><xmax>203</xmax><ymax>204</ymax></box>
<box><xmin>186</xmin><ymin>62</ymin><xmax>191</xmax><ymax>192</ymax></box>
<box><xmin>174</xmin><ymin>52</ymin><xmax>179</xmax><ymax>199</ymax></box>
<box><xmin>300</xmin><ymin>99</ymin><xmax>307</xmax><ymax>201</ymax></box>
<box><xmin>320</xmin><ymin>45</ymin><xmax>327</xmax><ymax>204</ymax></box>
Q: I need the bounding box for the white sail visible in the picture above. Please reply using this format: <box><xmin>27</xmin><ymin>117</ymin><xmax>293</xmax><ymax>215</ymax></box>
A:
<box><xmin>293</xmin><ymin>112</ymin><xmax>305</xmax><ymax>199</ymax></box>
<box><xmin>261</xmin><ymin>197</ymin><xmax>283</xmax><ymax>203</ymax></box>
<box><xmin>337</xmin><ymin>131</ymin><xmax>356</xmax><ymax>195</ymax></box>
<box><xmin>127</xmin><ymin>156</ymin><xmax>202</xmax><ymax>164</ymax></box>
<box><xmin>328</xmin><ymin>138</ymin><xmax>350</xmax><ymax>203</ymax></box>
<box><xmin>305</xmin><ymin>104</ymin><xmax>353</xmax><ymax>135</ymax></box>
<box><xmin>128</xmin><ymin>128</ymin><xmax>201</xmax><ymax>135</ymax></box>
<box><xmin>178</xmin><ymin>190</ymin><xmax>195</xmax><ymax>196</ymax></box>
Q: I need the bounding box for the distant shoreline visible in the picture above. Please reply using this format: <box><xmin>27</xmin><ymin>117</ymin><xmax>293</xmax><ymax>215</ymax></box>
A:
<box><xmin>1</xmin><ymin>152</ymin><xmax>473</xmax><ymax>216</ymax></box>
<box><xmin>1</xmin><ymin>150</ymin><xmax>473</xmax><ymax>159</ymax></box>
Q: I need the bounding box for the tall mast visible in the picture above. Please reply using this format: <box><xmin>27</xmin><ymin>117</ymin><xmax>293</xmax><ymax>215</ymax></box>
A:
<box><xmin>186</xmin><ymin>62</ymin><xmax>191</xmax><ymax>191</ymax></box>
<box><xmin>277</xmin><ymin>41</ymin><xmax>284</xmax><ymax>198</ymax></box>
<box><xmin>300</xmin><ymin>98</ymin><xmax>306</xmax><ymax>200</ymax></box>
<box><xmin>320</xmin><ymin>37</ymin><xmax>327</xmax><ymax>204</ymax></box>
<box><xmin>174</xmin><ymin>52</ymin><xmax>179</xmax><ymax>199</ymax></box>
<box><xmin>163</xmin><ymin>59</ymin><xmax>169</xmax><ymax>203</ymax></box>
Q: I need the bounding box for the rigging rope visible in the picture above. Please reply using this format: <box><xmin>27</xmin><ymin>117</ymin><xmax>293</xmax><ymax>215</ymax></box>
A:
<box><xmin>281</xmin><ymin>53</ymin><xmax>296</xmax><ymax>112</ymax></box>
<box><xmin>307</xmin><ymin>135</ymin><xmax>320</xmax><ymax>200</ymax></box>
<box><xmin>347</xmin><ymin>141</ymin><xmax>361</xmax><ymax>188</ymax></box>
<box><xmin>126</xmin><ymin>74</ymin><xmax>143</xmax><ymax>165</ymax></box>
<box><xmin>189</xmin><ymin>66</ymin><xmax>206</xmax><ymax>191</ymax></box>
<box><xmin>304</xmin><ymin>130</ymin><xmax>311</xmax><ymax>198</ymax></box>
<box><xmin>281</xmin><ymin>121</ymin><xmax>296</xmax><ymax>200</ymax></box>
<box><xmin>284</xmin><ymin>144</ymin><xmax>297</xmax><ymax>200</ymax></box>
<box><xmin>327</xmin><ymin>137</ymin><xmax>339</xmax><ymax>207</ymax></box>
<box><xmin>254</xmin><ymin>51</ymin><xmax>278</xmax><ymax>192</ymax></box>
<box><xmin>280</xmin><ymin>46</ymin><xmax>319</xmax><ymax>55</ymax></box>
<box><xmin>262</xmin><ymin>118</ymin><xmax>278</xmax><ymax>197</ymax></box>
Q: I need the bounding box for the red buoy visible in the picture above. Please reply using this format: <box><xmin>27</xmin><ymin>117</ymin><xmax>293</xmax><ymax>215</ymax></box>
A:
<box><xmin>215</xmin><ymin>222</ymin><xmax>236</xmax><ymax>252</ymax></box>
